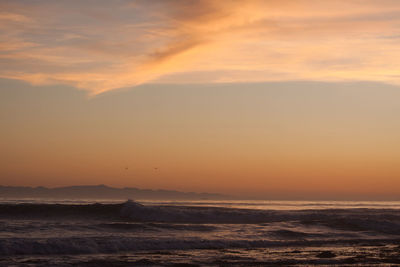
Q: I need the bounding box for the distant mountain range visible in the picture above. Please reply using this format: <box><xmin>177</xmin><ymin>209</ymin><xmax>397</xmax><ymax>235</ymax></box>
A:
<box><xmin>0</xmin><ymin>185</ymin><xmax>229</xmax><ymax>200</ymax></box>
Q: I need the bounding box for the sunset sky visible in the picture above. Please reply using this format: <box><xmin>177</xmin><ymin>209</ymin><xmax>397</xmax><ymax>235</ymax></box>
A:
<box><xmin>1</xmin><ymin>0</ymin><xmax>400</xmax><ymax>199</ymax></box>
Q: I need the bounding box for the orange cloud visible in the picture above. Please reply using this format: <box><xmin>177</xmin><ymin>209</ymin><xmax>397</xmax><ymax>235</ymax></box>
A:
<box><xmin>1</xmin><ymin>0</ymin><xmax>400</xmax><ymax>94</ymax></box>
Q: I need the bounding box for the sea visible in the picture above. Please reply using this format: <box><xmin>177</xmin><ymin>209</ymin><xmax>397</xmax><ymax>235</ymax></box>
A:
<box><xmin>0</xmin><ymin>199</ymin><xmax>399</xmax><ymax>266</ymax></box>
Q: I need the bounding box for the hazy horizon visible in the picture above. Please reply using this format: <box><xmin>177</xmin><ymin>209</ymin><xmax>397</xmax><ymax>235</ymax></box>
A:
<box><xmin>2</xmin><ymin>79</ymin><xmax>400</xmax><ymax>200</ymax></box>
<box><xmin>0</xmin><ymin>181</ymin><xmax>399</xmax><ymax>201</ymax></box>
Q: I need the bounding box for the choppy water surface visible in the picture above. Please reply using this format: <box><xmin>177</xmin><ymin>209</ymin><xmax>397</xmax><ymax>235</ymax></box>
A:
<box><xmin>0</xmin><ymin>199</ymin><xmax>399</xmax><ymax>266</ymax></box>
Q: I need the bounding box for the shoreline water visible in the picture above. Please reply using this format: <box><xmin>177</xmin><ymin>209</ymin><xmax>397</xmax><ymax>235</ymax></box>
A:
<box><xmin>0</xmin><ymin>200</ymin><xmax>399</xmax><ymax>266</ymax></box>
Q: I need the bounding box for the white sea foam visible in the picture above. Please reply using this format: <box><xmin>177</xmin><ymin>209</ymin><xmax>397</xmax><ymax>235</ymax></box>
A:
<box><xmin>0</xmin><ymin>200</ymin><xmax>399</xmax><ymax>256</ymax></box>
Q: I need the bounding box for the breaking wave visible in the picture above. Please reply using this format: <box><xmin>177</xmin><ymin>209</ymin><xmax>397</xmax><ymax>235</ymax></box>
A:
<box><xmin>1</xmin><ymin>236</ymin><xmax>399</xmax><ymax>256</ymax></box>
<box><xmin>1</xmin><ymin>200</ymin><xmax>400</xmax><ymax>255</ymax></box>
<box><xmin>1</xmin><ymin>200</ymin><xmax>399</xmax><ymax>232</ymax></box>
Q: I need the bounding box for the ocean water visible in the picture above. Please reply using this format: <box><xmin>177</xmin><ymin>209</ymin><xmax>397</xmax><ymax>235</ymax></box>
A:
<box><xmin>0</xmin><ymin>199</ymin><xmax>399</xmax><ymax>266</ymax></box>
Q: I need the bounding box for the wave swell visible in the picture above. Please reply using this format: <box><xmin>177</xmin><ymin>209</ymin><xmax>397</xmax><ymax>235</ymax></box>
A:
<box><xmin>0</xmin><ymin>200</ymin><xmax>399</xmax><ymax>234</ymax></box>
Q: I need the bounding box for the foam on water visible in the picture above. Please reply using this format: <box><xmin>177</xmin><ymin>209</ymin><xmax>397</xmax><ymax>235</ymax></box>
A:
<box><xmin>0</xmin><ymin>199</ymin><xmax>399</xmax><ymax>264</ymax></box>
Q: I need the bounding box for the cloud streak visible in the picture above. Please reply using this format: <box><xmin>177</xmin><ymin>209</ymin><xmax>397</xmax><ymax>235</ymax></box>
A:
<box><xmin>1</xmin><ymin>0</ymin><xmax>400</xmax><ymax>94</ymax></box>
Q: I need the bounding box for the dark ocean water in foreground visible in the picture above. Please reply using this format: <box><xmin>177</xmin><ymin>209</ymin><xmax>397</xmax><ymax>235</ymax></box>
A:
<box><xmin>0</xmin><ymin>199</ymin><xmax>399</xmax><ymax>266</ymax></box>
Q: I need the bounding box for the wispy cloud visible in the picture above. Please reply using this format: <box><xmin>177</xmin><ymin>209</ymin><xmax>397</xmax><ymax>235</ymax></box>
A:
<box><xmin>0</xmin><ymin>12</ymin><xmax>32</xmax><ymax>23</ymax></box>
<box><xmin>1</xmin><ymin>0</ymin><xmax>400</xmax><ymax>94</ymax></box>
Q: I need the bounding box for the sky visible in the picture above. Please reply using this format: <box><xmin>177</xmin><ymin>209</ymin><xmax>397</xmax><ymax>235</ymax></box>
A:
<box><xmin>1</xmin><ymin>0</ymin><xmax>400</xmax><ymax>200</ymax></box>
